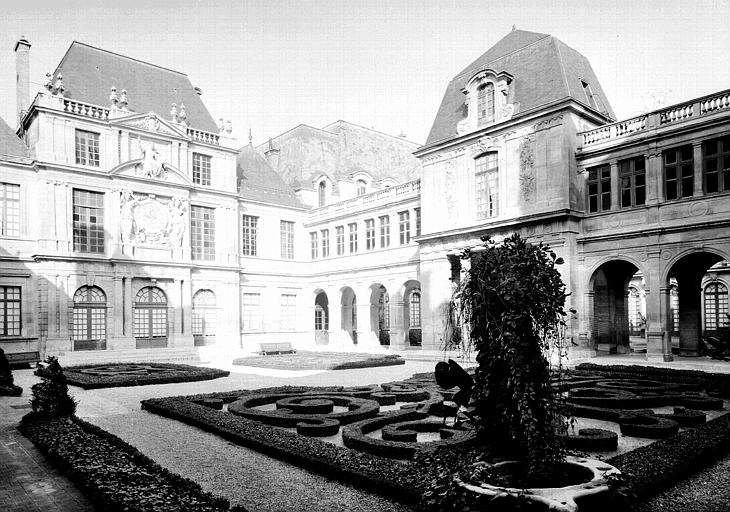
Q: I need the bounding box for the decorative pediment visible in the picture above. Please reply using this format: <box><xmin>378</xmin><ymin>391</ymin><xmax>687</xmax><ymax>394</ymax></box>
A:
<box><xmin>111</xmin><ymin>112</ymin><xmax>188</xmax><ymax>138</ymax></box>
<box><xmin>109</xmin><ymin>159</ymin><xmax>193</xmax><ymax>186</ymax></box>
<box><xmin>457</xmin><ymin>69</ymin><xmax>516</xmax><ymax>136</ymax></box>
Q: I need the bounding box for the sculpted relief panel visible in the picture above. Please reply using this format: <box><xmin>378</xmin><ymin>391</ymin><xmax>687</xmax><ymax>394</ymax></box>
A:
<box><xmin>120</xmin><ymin>190</ymin><xmax>187</xmax><ymax>247</ymax></box>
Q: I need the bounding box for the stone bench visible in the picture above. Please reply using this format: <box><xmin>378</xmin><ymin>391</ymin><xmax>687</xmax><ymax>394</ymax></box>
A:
<box><xmin>6</xmin><ymin>351</ymin><xmax>40</xmax><ymax>367</ymax></box>
<box><xmin>259</xmin><ymin>342</ymin><xmax>296</xmax><ymax>355</ymax></box>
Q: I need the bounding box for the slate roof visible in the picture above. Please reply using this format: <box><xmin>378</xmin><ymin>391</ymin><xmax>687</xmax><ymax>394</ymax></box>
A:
<box><xmin>237</xmin><ymin>144</ymin><xmax>302</xmax><ymax>207</ymax></box>
<box><xmin>425</xmin><ymin>29</ymin><xmax>615</xmax><ymax>146</ymax></box>
<box><xmin>0</xmin><ymin>116</ymin><xmax>30</xmax><ymax>162</ymax></box>
<box><xmin>53</xmin><ymin>42</ymin><xmax>218</xmax><ymax>133</ymax></box>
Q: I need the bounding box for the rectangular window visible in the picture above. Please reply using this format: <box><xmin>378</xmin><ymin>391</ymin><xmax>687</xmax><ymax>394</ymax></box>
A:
<box><xmin>280</xmin><ymin>294</ymin><xmax>296</xmax><ymax>331</ymax></box>
<box><xmin>587</xmin><ymin>165</ymin><xmax>611</xmax><ymax>213</ymax></box>
<box><xmin>191</xmin><ymin>205</ymin><xmax>215</xmax><ymax>260</ymax></box>
<box><xmin>0</xmin><ymin>286</ymin><xmax>21</xmax><ymax>336</ymax></box>
<box><xmin>379</xmin><ymin>215</ymin><xmax>390</xmax><ymax>248</ymax></box>
<box><xmin>310</xmin><ymin>231</ymin><xmax>319</xmax><ymax>259</ymax></box>
<box><xmin>619</xmin><ymin>157</ymin><xmax>646</xmax><ymax>208</ymax></box>
<box><xmin>73</xmin><ymin>189</ymin><xmax>105</xmax><ymax>253</ymax></box>
<box><xmin>414</xmin><ymin>208</ymin><xmax>421</xmax><ymax>237</ymax></box>
<box><xmin>703</xmin><ymin>135</ymin><xmax>730</xmax><ymax>194</ymax></box>
<box><xmin>321</xmin><ymin>229</ymin><xmax>329</xmax><ymax>258</ymax></box>
<box><xmin>242</xmin><ymin>293</ymin><xmax>262</xmax><ymax>331</ymax></box>
<box><xmin>192</xmin><ymin>153</ymin><xmax>212</xmax><ymax>186</ymax></box>
<box><xmin>476</xmin><ymin>153</ymin><xmax>499</xmax><ymax>219</ymax></box>
<box><xmin>280</xmin><ymin>221</ymin><xmax>294</xmax><ymax>259</ymax></box>
<box><xmin>241</xmin><ymin>215</ymin><xmax>258</xmax><ymax>256</ymax></box>
<box><xmin>664</xmin><ymin>145</ymin><xmax>694</xmax><ymax>200</ymax></box>
<box><xmin>0</xmin><ymin>183</ymin><xmax>20</xmax><ymax>237</ymax></box>
<box><xmin>399</xmin><ymin>211</ymin><xmax>410</xmax><ymax>245</ymax></box>
<box><xmin>365</xmin><ymin>219</ymin><xmax>375</xmax><ymax>250</ymax></box>
<box><xmin>336</xmin><ymin>225</ymin><xmax>345</xmax><ymax>255</ymax></box>
<box><xmin>348</xmin><ymin>222</ymin><xmax>358</xmax><ymax>253</ymax></box>
<box><xmin>75</xmin><ymin>130</ymin><xmax>100</xmax><ymax>167</ymax></box>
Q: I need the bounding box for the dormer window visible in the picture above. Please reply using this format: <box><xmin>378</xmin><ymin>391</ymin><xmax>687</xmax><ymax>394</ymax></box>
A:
<box><xmin>356</xmin><ymin>179</ymin><xmax>367</xmax><ymax>196</ymax></box>
<box><xmin>318</xmin><ymin>181</ymin><xmax>326</xmax><ymax>207</ymax></box>
<box><xmin>581</xmin><ymin>80</ymin><xmax>597</xmax><ymax>110</ymax></box>
<box><xmin>477</xmin><ymin>83</ymin><xmax>495</xmax><ymax>124</ymax></box>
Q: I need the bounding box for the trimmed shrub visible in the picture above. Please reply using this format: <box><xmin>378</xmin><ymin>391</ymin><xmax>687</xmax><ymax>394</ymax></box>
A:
<box><xmin>0</xmin><ymin>347</ymin><xmax>22</xmax><ymax>396</ymax></box>
<box><xmin>29</xmin><ymin>356</ymin><xmax>76</xmax><ymax>418</ymax></box>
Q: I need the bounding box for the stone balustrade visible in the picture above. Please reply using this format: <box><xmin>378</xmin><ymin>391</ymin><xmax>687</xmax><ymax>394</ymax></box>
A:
<box><xmin>187</xmin><ymin>128</ymin><xmax>220</xmax><ymax>146</ymax></box>
<box><xmin>579</xmin><ymin>88</ymin><xmax>730</xmax><ymax>149</ymax></box>
<box><xmin>63</xmin><ymin>98</ymin><xmax>110</xmax><ymax>120</ymax></box>
<box><xmin>308</xmin><ymin>179</ymin><xmax>421</xmax><ymax>220</ymax></box>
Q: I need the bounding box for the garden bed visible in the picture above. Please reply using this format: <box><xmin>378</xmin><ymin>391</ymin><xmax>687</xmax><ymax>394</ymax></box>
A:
<box><xmin>18</xmin><ymin>415</ymin><xmax>242</xmax><ymax>512</ymax></box>
<box><xmin>36</xmin><ymin>363</ymin><xmax>230</xmax><ymax>389</ymax></box>
<box><xmin>231</xmin><ymin>351</ymin><xmax>405</xmax><ymax>371</ymax></box>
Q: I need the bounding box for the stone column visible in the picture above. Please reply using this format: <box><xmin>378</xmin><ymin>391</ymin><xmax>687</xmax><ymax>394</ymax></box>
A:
<box><xmin>123</xmin><ymin>277</ymin><xmax>133</xmax><ymax>338</ymax></box>
<box><xmin>326</xmin><ymin>287</ymin><xmax>343</xmax><ymax>347</ymax></box>
<box><xmin>181</xmin><ymin>278</ymin><xmax>193</xmax><ymax>345</ymax></box>
<box><xmin>610</xmin><ymin>160</ymin><xmax>620</xmax><ymax>210</ymax></box>
<box><xmin>355</xmin><ymin>286</ymin><xmax>379</xmax><ymax>348</ymax></box>
<box><xmin>693</xmin><ymin>142</ymin><xmax>703</xmax><ymax>196</ymax></box>
<box><xmin>113</xmin><ymin>276</ymin><xmax>124</xmax><ymax>338</ymax></box>
<box><xmin>645</xmin><ymin>150</ymin><xmax>662</xmax><ymax>205</ymax></box>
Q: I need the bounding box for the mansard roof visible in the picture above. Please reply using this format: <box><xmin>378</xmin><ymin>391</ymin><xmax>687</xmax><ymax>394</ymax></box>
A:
<box><xmin>256</xmin><ymin>120</ymin><xmax>421</xmax><ymax>189</ymax></box>
<box><xmin>0</xmin><ymin>116</ymin><xmax>30</xmax><ymax>162</ymax></box>
<box><xmin>237</xmin><ymin>144</ymin><xmax>302</xmax><ymax>208</ymax></box>
<box><xmin>425</xmin><ymin>29</ymin><xmax>615</xmax><ymax>146</ymax></box>
<box><xmin>53</xmin><ymin>41</ymin><xmax>218</xmax><ymax>133</ymax></box>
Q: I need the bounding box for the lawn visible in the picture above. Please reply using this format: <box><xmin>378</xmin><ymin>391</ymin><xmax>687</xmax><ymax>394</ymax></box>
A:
<box><xmin>231</xmin><ymin>351</ymin><xmax>405</xmax><ymax>371</ymax></box>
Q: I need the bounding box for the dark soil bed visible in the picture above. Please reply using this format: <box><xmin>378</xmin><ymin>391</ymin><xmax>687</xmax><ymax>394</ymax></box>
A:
<box><xmin>37</xmin><ymin>363</ymin><xmax>230</xmax><ymax>389</ymax></box>
<box><xmin>231</xmin><ymin>351</ymin><xmax>405</xmax><ymax>371</ymax></box>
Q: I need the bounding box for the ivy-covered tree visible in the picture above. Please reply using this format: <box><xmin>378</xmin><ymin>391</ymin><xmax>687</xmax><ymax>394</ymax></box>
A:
<box><xmin>29</xmin><ymin>356</ymin><xmax>77</xmax><ymax>418</ymax></box>
<box><xmin>0</xmin><ymin>348</ymin><xmax>23</xmax><ymax>396</ymax></box>
<box><xmin>449</xmin><ymin>234</ymin><xmax>569</xmax><ymax>475</ymax></box>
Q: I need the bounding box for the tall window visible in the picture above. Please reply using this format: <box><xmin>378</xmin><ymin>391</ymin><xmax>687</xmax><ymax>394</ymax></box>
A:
<box><xmin>191</xmin><ymin>205</ymin><xmax>215</xmax><ymax>260</ymax></box>
<box><xmin>664</xmin><ymin>145</ymin><xmax>694</xmax><ymax>200</ymax></box>
<box><xmin>356</xmin><ymin>179</ymin><xmax>367</xmax><ymax>196</ymax></box>
<box><xmin>477</xmin><ymin>83</ymin><xmax>495</xmax><ymax>124</ymax></box>
<box><xmin>310</xmin><ymin>231</ymin><xmax>319</xmax><ymax>259</ymax></box>
<box><xmin>587</xmin><ymin>165</ymin><xmax>611</xmax><ymax>213</ymax></box>
<box><xmin>348</xmin><ymin>222</ymin><xmax>358</xmax><ymax>253</ymax></box>
<box><xmin>365</xmin><ymin>219</ymin><xmax>375</xmax><ymax>250</ymax></box>
<box><xmin>620</xmin><ymin>157</ymin><xmax>646</xmax><ymax>208</ymax></box>
<box><xmin>72</xmin><ymin>286</ymin><xmax>106</xmax><ymax>349</ymax></box>
<box><xmin>318</xmin><ymin>181</ymin><xmax>326</xmax><ymax>207</ymax></box>
<box><xmin>476</xmin><ymin>153</ymin><xmax>499</xmax><ymax>219</ymax></box>
<box><xmin>280</xmin><ymin>221</ymin><xmax>294</xmax><ymax>259</ymax></box>
<box><xmin>0</xmin><ymin>183</ymin><xmax>20</xmax><ymax>237</ymax></box>
<box><xmin>192</xmin><ymin>153</ymin><xmax>211</xmax><ymax>185</ymax></box>
<box><xmin>241</xmin><ymin>215</ymin><xmax>258</xmax><ymax>256</ymax></box>
<box><xmin>336</xmin><ymin>225</ymin><xmax>345</xmax><ymax>255</ymax></box>
<box><xmin>670</xmin><ymin>283</ymin><xmax>680</xmax><ymax>335</ymax></box>
<box><xmin>73</xmin><ymin>189</ymin><xmax>104</xmax><ymax>253</ymax></box>
<box><xmin>0</xmin><ymin>286</ymin><xmax>21</xmax><ymax>336</ymax></box>
<box><xmin>134</xmin><ymin>287</ymin><xmax>167</xmax><ymax>345</ymax></box>
<box><xmin>414</xmin><ymin>208</ymin><xmax>421</xmax><ymax>237</ymax></box>
<box><xmin>628</xmin><ymin>287</ymin><xmax>642</xmax><ymax>335</ymax></box>
<box><xmin>242</xmin><ymin>292</ymin><xmax>262</xmax><ymax>331</ymax></box>
<box><xmin>75</xmin><ymin>130</ymin><xmax>100</xmax><ymax>166</ymax></box>
<box><xmin>398</xmin><ymin>211</ymin><xmax>410</xmax><ymax>245</ymax></box>
<box><xmin>192</xmin><ymin>289</ymin><xmax>216</xmax><ymax>345</ymax></box>
<box><xmin>409</xmin><ymin>291</ymin><xmax>421</xmax><ymax>328</ymax></box>
<box><xmin>280</xmin><ymin>294</ymin><xmax>296</xmax><ymax>331</ymax></box>
<box><xmin>704</xmin><ymin>282</ymin><xmax>729</xmax><ymax>331</ymax></box>
<box><xmin>703</xmin><ymin>136</ymin><xmax>730</xmax><ymax>194</ymax></box>
<box><xmin>379</xmin><ymin>215</ymin><xmax>390</xmax><ymax>248</ymax></box>
<box><xmin>321</xmin><ymin>229</ymin><xmax>329</xmax><ymax>258</ymax></box>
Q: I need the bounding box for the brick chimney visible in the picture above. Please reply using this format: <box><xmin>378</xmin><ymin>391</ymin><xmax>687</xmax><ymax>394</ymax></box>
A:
<box><xmin>14</xmin><ymin>36</ymin><xmax>31</xmax><ymax>125</ymax></box>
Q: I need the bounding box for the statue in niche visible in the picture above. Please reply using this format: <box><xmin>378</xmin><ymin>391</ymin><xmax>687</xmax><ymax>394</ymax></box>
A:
<box><xmin>168</xmin><ymin>197</ymin><xmax>187</xmax><ymax>247</ymax></box>
<box><xmin>119</xmin><ymin>189</ymin><xmax>138</xmax><ymax>244</ymax></box>
<box><xmin>135</xmin><ymin>139</ymin><xmax>168</xmax><ymax>179</ymax></box>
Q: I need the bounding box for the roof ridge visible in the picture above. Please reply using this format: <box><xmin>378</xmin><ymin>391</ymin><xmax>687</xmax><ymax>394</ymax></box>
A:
<box><xmin>58</xmin><ymin>41</ymin><xmax>189</xmax><ymax>77</ymax></box>
<box><xmin>322</xmin><ymin>120</ymin><xmax>422</xmax><ymax>146</ymax></box>
<box><xmin>254</xmin><ymin>123</ymin><xmax>336</xmax><ymax>150</ymax></box>
<box><xmin>454</xmin><ymin>32</ymin><xmax>552</xmax><ymax>81</ymax></box>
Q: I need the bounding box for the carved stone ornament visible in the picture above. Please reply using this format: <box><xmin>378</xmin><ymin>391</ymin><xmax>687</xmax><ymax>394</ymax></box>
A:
<box><xmin>134</xmin><ymin>139</ymin><xmax>168</xmax><ymax>179</ymax></box>
<box><xmin>120</xmin><ymin>190</ymin><xmax>188</xmax><ymax>247</ymax></box>
<box><xmin>444</xmin><ymin>159</ymin><xmax>458</xmax><ymax>221</ymax></box>
<box><xmin>456</xmin><ymin>69</ymin><xmax>515</xmax><ymax>136</ymax></box>
<box><xmin>518</xmin><ymin>137</ymin><xmax>535</xmax><ymax>202</ymax></box>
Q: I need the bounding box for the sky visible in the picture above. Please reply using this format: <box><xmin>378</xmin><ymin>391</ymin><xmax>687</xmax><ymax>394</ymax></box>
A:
<box><xmin>0</xmin><ymin>0</ymin><xmax>728</xmax><ymax>146</ymax></box>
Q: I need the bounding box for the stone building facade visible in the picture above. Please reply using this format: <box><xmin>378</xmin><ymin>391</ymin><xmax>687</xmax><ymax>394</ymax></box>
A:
<box><xmin>0</xmin><ymin>30</ymin><xmax>728</xmax><ymax>364</ymax></box>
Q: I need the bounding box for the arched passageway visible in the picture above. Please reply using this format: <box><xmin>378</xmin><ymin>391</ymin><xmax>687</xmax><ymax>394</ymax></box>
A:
<box><xmin>340</xmin><ymin>287</ymin><xmax>357</xmax><ymax>344</ymax></box>
<box><xmin>314</xmin><ymin>291</ymin><xmax>329</xmax><ymax>345</ymax></box>
<box><xmin>590</xmin><ymin>260</ymin><xmax>640</xmax><ymax>354</ymax></box>
<box><xmin>370</xmin><ymin>284</ymin><xmax>390</xmax><ymax>346</ymax></box>
<box><xmin>402</xmin><ymin>280</ymin><xmax>422</xmax><ymax>347</ymax></box>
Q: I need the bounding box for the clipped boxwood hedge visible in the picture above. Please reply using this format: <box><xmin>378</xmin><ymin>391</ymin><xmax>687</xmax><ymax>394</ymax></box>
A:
<box><xmin>37</xmin><ymin>363</ymin><xmax>230</xmax><ymax>389</ymax></box>
<box><xmin>19</xmin><ymin>415</ymin><xmax>243</xmax><ymax>512</ymax></box>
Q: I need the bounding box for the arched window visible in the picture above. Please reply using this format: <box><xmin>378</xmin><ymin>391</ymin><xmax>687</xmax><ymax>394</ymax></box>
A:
<box><xmin>409</xmin><ymin>291</ymin><xmax>421</xmax><ymax>328</ymax></box>
<box><xmin>670</xmin><ymin>283</ymin><xmax>680</xmax><ymax>335</ymax></box>
<box><xmin>72</xmin><ymin>286</ymin><xmax>106</xmax><ymax>350</ymax></box>
<box><xmin>192</xmin><ymin>289</ymin><xmax>216</xmax><ymax>346</ymax></box>
<box><xmin>356</xmin><ymin>179</ymin><xmax>367</xmax><ymax>196</ymax></box>
<box><xmin>475</xmin><ymin>152</ymin><xmax>499</xmax><ymax>219</ymax></box>
<box><xmin>378</xmin><ymin>288</ymin><xmax>390</xmax><ymax>345</ymax></box>
<box><xmin>477</xmin><ymin>83</ymin><xmax>495</xmax><ymax>124</ymax></box>
<box><xmin>318</xmin><ymin>181</ymin><xmax>326</xmax><ymax>207</ymax></box>
<box><xmin>628</xmin><ymin>287</ymin><xmax>641</xmax><ymax>335</ymax></box>
<box><xmin>704</xmin><ymin>282</ymin><xmax>729</xmax><ymax>331</ymax></box>
<box><xmin>134</xmin><ymin>286</ymin><xmax>168</xmax><ymax>348</ymax></box>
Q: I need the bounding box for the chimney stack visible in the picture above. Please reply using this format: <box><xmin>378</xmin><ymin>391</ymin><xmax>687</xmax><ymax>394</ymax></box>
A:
<box><xmin>264</xmin><ymin>137</ymin><xmax>280</xmax><ymax>169</ymax></box>
<box><xmin>14</xmin><ymin>36</ymin><xmax>31</xmax><ymax>125</ymax></box>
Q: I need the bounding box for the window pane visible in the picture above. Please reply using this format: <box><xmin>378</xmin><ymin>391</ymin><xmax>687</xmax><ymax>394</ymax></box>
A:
<box><xmin>192</xmin><ymin>153</ymin><xmax>211</xmax><ymax>185</ymax></box>
<box><xmin>73</xmin><ymin>189</ymin><xmax>105</xmax><ymax>253</ymax></box>
<box><xmin>191</xmin><ymin>206</ymin><xmax>215</xmax><ymax>260</ymax></box>
<box><xmin>0</xmin><ymin>183</ymin><xmax>21</xmax><ymax>236</ymax></box>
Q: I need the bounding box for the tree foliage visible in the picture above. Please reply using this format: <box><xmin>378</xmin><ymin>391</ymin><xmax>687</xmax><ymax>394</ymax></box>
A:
<box><xmin>448</xmin><ymin>234</ymin><xmax>569</xmax><ymax>474</ymax></box>
<box><xmin>29</xmin><ymin>356</ymin><xmax>77</xmax><ymax>418</ymax></box>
